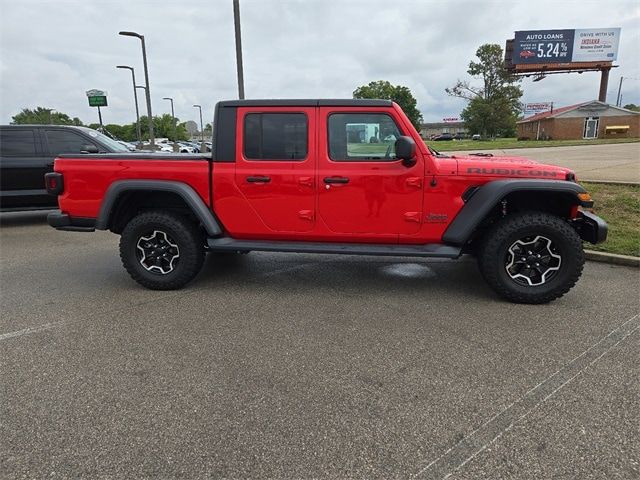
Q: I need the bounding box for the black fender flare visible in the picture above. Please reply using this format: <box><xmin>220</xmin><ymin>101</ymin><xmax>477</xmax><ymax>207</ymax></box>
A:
<box><xmin>442</xmin><ymin>179</ymin><xmax>589</xmax><ymax>246</ymax></box>
<box><xmin>95</xmin><ymin>180</ymin><xmax>223</xmax><ymax>236</ymax></box>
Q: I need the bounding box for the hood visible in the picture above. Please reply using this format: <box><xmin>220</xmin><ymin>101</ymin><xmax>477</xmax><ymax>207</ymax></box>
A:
<box><xmin>452</xmin><ymin>153</ymin><xmax>572</xmax><ymax>180</ymax></box>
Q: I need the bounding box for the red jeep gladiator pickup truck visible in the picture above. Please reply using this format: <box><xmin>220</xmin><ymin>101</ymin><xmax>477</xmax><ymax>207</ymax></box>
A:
<box><xmin>46</xmin><ymin>99</ymin><xmax>607</xmax><ymax>303</ymax></box>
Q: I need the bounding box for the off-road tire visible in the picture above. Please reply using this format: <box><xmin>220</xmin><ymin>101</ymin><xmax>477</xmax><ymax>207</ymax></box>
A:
<box><xmin>478</xmin><ymin>211</ymin><xmax>584</xmax><ymax>304</ymax></box>
<box><xmin>120</xmin><ymin>210</ymin><xmax>205</xmax><ymax>290</ymax></box>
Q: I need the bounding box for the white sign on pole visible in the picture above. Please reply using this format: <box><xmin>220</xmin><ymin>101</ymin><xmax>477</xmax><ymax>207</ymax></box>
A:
<box><xmin>524</xmin><ymin>102</ymin><xmax>553</xmax><ymax>115</ymax></box>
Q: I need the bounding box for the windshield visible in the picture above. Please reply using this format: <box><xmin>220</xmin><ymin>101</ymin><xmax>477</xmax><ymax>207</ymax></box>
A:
<box><xmin>79</xmin><ymin>127</ymin><xmax>130</xmax><ymax>153</ymax></box>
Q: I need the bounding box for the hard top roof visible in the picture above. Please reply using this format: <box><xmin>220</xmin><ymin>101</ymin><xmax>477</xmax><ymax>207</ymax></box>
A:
<box><xmin>216</xmin><ymin>99</ymin><xmax>393</xmax><ymax>108</ymax></box>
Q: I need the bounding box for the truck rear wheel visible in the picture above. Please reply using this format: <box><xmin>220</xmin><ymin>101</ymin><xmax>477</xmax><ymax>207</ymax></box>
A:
<box><xmin>478</xmin><ymin>211</ymin><xmax>584</xmax><ymax>304</ymax></box>
<box><xmin>120</xmin><ymin>210</ymin><xmax>205</xmax><ymax>290</ymax></box>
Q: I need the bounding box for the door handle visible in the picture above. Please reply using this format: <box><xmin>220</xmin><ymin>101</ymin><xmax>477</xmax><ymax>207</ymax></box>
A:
<box><xmin>323</xmin><ymin>176</ymin><xmax>349</xmax><ymax>184</ymax></box>
<box><xmin>246</xmin><ymin>176</ymin><xmax>271</xmax><ymax>183</ymax></box>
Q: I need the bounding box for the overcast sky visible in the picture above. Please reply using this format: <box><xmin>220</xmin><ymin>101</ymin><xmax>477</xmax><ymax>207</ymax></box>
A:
<box><xmin>1</xmin><ymin>0</ymin><xmax>639</xmax><ymax>126</ymax></box>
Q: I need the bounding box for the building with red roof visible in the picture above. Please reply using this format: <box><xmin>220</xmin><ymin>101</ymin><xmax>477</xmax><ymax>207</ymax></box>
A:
<box><xmin>517</xmin><ymin>100</ymin><xmax>640</xmax><ymax>140</ymax></box>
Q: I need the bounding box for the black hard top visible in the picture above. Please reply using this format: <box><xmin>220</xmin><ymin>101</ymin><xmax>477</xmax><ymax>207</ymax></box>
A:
<box><xmin>216</xmin><ymin>99</ymin><xmax>393</xmax><ymax>108</ymax></box>
<box><xmin>57</xmin><ymin>152</ymin><xmax>211</xmax><ymax>160</ymax></box>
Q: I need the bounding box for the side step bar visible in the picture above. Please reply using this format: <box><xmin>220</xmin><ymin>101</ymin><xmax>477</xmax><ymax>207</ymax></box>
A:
<box><xmin>207</xmin><ymin>237</ymin><xmax>461</xmax><ymax>258</ymax></box>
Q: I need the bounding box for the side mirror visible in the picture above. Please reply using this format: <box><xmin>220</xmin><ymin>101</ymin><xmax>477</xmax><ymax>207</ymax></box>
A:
<box><xmin>81</xmin><ymin>144</ymin><xmax>99</xmax><ymax>154</ymax></box>
<box><xmin>395</xmin><ymin>136</ymin><xmax>417</xmax><ymax>167</ymax></box>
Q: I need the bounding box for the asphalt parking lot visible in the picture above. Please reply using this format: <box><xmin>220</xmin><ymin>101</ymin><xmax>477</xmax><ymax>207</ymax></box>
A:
<box><xmin>1</xmin><ymin>212</ymin><xmax>639</xmax><ymax>479</ymax></box>
<box><xmin>452</xmin><ymin>142</ymin><xmax>640</xmax><ymax>183</ymax></box>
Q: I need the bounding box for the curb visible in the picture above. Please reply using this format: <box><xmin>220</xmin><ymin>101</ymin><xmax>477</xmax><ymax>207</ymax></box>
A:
<box><xmin>585</xmin><ymin>250</ymin><xmax>640</xmax><ymax>268</ymax></box>
<box><xmin>581</xmin><ymin>180</ymin><xmax>640</xmax><ymax>186</ymax></box>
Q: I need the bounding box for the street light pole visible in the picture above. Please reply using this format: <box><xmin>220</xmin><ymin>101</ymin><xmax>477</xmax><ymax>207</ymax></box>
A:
<box><xmin>163</xmin><ymin>97</ymin><xmax>177</xmax><ymax>152</ymax></box>
<box><xmin>193</xmin><ymin>104</ymin><xmax>204</xmax><ymax>151</ymax></box>
<box><xmin>119</xmin><ymin>31</ymin><xmax>155</xmax><ymax>148</ymax></box>
<box><xmin>233</xmin><ymin>0</ymin><xmax>245</xmax><ymax>99</ymax></box>
<box><xmin>117</xmin><ymin>65</ymin><xmax>142</xmax><ymax>147</ymax></box>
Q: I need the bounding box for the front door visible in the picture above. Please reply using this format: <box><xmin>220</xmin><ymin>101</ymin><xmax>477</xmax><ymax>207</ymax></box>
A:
<box><xmin>235</xmin><ymin>107</ymin><xmax>316</xmax><ymax>233</ymax></box>
<box><xmin>583</xmin><ymin>117</ymin><xmax>599</xmax><ymax>139</ymax></box>
<box><xmin>317</xmin><ymin>108</ymin><xmax>423</xmax><ymax>237</ymax></box>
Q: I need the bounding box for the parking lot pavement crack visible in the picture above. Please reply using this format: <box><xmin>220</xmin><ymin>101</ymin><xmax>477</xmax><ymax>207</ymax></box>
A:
<box><xmin>413</xmin><ymin>312</ymin><xmax>640</xmax><ymax>480</ymax></box>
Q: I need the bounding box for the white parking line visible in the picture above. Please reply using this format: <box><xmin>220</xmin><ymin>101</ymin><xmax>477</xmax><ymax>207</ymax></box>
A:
<box><xmin>0</xmin><ymin>321</ymin><xmax>65</xmax><ymax>341</ymax></box>
<box><xmin>414</xmin><ymin>312</ymin><xmax>640</xmax><ymax>479</ymax></box>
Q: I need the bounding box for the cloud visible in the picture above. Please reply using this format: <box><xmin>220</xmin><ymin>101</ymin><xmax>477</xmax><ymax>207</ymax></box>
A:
<box><xmin>1</xmin><ymin>0</ymin><xmax>638</xmax><ymax>126</ymax></box>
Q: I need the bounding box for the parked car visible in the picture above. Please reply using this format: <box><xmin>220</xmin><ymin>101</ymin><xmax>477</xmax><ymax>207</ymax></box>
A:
<box><xmin>176</xmin><ymin>142</ymin><xmax>197</xmax><ymax>154</ymax></box>
<box><xmin>0</xmin><ymin>125</ymin><xmax>130</xmax><ymax>211</ymax></box>
<box><xmin>432</xmin><ymin>133</ymin><xmax>453</xmax><ymax>141</ymax></box>
<box><xmin>117</xmin><ymin>140</ymin><xmax>136</xmax><ymax>151</ymax></box>
<box><xmin>46</xmin><ymin>99</ymin><xmax>606</xmax><ymax>303</ymax></box>
<box><xmin>472</xmin><ymin>134</ymin><xmax>482</xmax><ymax>140</ymax></box>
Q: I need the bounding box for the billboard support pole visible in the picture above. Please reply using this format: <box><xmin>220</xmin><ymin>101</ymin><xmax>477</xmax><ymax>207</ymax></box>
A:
<box><xmin>97</xmin><ymin>106</ymin><xmax>104</xmax><ymax>130</ymax></box>
<box><xmin>598</xmin><ymin>67</ymin><xmax>610</xmax><ymax>103</ymax></box>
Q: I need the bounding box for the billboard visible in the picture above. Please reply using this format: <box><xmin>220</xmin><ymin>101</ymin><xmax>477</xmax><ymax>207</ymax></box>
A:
<box><xmin>512</xmin><ymin>28</ymin><xmax>620</xmax><ymax>65</ymax></box>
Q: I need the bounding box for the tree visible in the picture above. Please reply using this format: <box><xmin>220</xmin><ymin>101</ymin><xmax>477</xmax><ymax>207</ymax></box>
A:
<box><xmin>446</xmin><ymin>44</ymin><xmax>523</xmax><ymax>138</ymax></box>
<box><xmin>12</xmin><ymin>107</ymin><xmax>83</xmax><ymax>126</ymax></box>
<box><xmin>623</xmin><ymin>103</ymin><xmax>640</xmax><ymax>112</ymax></box>
<box><xmin>353</xmin><ymin>80</ymin><xmax>423</xmax><ymax>130</ymax></box>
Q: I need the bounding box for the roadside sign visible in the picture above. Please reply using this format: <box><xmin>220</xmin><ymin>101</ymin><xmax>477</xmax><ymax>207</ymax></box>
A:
<box><xmin>524</xmin><ymin>102</ymin><xmax>552</xmax><ymax>115</ymax></box>
<box><xmin>86</xmin><ymin>89</ymin><xmax>108</xmax><ymax>107</ymax></box>
<box><xmin>88</xmin><ymin>96</ymin><xmax>108</xmax><ymax>107</ymax></box>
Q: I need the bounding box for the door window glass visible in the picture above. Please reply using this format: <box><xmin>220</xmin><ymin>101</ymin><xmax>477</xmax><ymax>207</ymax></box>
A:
<box><xmin>0</xmin><ymin>129</ymin><xmax>36</xmax><ymax>156</ymax></box>
<box><xmin>328</xmin><ymin>113</ymin><xmax>403</xmax><ymax>161</ymax></box>
<box><xmin>243</xmin><ymin>113</ymin><xmax>307</xmax><ymax>160</ymax></box>
<box><xmin>46</xmin><ymin>130</ymin><xmax>94</xmax><ymax>155</ymax></box>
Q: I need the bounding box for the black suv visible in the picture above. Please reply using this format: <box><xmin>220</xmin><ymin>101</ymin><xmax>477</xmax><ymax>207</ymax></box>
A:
<box><xmin>0</xmin><ymin>125</ymin><xmax>130</xmax><ymax>211</ymax></box>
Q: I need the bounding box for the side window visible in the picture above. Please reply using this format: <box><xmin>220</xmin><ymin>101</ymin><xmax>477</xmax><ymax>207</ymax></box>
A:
<box><xmin>46</xmin><ymin>130</ymin><xmax>94</xmax><ymax>155</ymax></box>
<box><xmin>243</xmin><ymin>113</ymin><xmax>307</xmax><ymax>160</ymax></box>
<box><xmin>328</xmin><ymin>113</ymin><xmax>403</xmax><ymax>162</ymax></box>
<box><xmin>0</xmin><ymin>129</ymin><xmax>37</xmax><ymax>156</ymax></box>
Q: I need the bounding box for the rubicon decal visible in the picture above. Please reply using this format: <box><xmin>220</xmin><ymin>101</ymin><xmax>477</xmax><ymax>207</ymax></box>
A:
<box><xmin>467</xmin><ymin>168</ymin><xmax>558</xmax><ymax>177</ymax></box>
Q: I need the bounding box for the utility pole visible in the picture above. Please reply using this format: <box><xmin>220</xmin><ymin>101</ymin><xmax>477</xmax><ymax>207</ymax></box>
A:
<box><xmin>117</xmin><ymin>65</ymin><xmax>142</xmax><ymax>147</ymax></box>
<box><xmin>616</xmin><ymin>77</ymin><xmax>624</xmax><ymax>107</ymax></box>
<box><xmin>163</xmin><ymin>97</ymin><xmax>178</xmax><ymax>152</ymax></box>
<box><xmin>119</xmin><ymin>31</ymin><xmax>155</xmax><ymax>148</ymax></box>
<box><xmin>193</xmin><ymin>104</ymin><xmax>204</xmax><ymax>151</ymax></box>
<box><xmin>233</xmin><ymin>0</ymin><xmax>245</xmax><ymax>99</ymax></box>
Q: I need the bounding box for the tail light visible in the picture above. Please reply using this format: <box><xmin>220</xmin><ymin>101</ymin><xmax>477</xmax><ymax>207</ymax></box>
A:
<box><xmin>45</xmin><ymin>172</ymin><xmax>64</xmax><ymax>195</ymax></box>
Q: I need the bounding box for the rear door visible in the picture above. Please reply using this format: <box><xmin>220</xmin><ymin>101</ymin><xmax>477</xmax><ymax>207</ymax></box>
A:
<box><xmin>234</xmin><ymin>107</ymin><xmax>316</xmax><ymax>233</ymax></box>
<box><xmin>317</xmin><ymin>108</ymin><xmax>424</xmax><ymax>237</ymax></box>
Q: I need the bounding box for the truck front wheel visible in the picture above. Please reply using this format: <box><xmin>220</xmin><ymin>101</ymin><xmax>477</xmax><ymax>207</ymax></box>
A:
<box><xmin>478</xmin><ymin>211</ymin><xmax>585</xmax><ymax>304</ymax></box>
<box><xmin>120</xmin><ymin>210</ymin><xmax>205</xmax><ymax>290</ymax></box>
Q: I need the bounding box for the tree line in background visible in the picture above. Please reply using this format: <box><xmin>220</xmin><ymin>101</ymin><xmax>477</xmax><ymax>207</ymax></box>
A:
<box><xmin>11</xmin><ymin>107</ymin><xmax>212</xmax><ymax>142</ymax></box>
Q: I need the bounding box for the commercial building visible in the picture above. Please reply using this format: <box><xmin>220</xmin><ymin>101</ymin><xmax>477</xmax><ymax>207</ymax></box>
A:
<box><xmin>517</xmin><ymin>101</ymin><xmax>640</xmax><ymax>140</ymax></box>
<box><xmin>419</xmin><ymin>121</ymin><xmax>467</xmax><ymax>139</ymax></box>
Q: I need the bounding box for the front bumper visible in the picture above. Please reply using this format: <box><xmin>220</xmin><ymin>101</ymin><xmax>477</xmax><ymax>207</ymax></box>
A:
<box><xmin>574</xmin><ymin>210</ymin><xmax>608</xmax><ymax>244</ymax></box>
<box><xmin>47</xmin><ymin>210</ymin><xmax>96</xmax><ymax>232</ymax></box>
